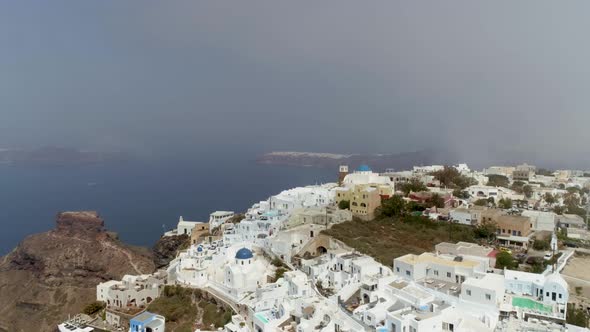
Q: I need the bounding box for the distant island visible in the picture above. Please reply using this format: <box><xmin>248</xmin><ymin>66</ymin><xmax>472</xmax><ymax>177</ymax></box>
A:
<box><xmin>0</xmin><ymin>146</ymin><xmax>130</xmax><ymax>166</ymax></box>
<box><xmin>257</xmin><ymin>149</ymin><xmax>461</xmax><ymax>171</ymax></box>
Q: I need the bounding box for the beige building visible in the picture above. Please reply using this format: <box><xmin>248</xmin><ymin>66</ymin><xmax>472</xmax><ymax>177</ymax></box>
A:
<box><xmin>190</xmin><ymin>222</ymin><xmax>210</xmax><ymax>244</ymax></box>
<box><xmin>336</xmin><ymin>185</ymin><xmax>382</xmax><ymax>220</ymax></box>
<box><xmin>480</xmin><ymin>209</ymin><xmax>532</xmax><ymax>249</ymax></box>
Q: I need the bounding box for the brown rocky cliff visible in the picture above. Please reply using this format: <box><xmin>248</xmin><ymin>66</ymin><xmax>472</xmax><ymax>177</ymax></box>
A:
<box><xmin>0</xmin><ymin>211</ymin><xmax>156</xmax><ymax>332</ymax></box>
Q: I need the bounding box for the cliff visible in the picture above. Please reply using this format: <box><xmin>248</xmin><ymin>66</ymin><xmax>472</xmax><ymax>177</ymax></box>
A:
<box><xmin>152</xmin><ymin>234</ymin><xmax>190</xmax><ymax>269</ymax></box>
<box><xmin>0</xmin><ymin>211</ymin><xmax>156</xmax><ymax>332</ymax></box>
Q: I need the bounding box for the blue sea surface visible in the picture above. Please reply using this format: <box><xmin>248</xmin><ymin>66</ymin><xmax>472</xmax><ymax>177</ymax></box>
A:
<box><xmin>0</xmin><ymin>156</ymin><xmax>334</xmax><ymax>255</ymax></box>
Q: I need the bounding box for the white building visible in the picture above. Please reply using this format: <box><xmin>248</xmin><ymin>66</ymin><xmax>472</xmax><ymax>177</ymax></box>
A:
<box><xmin>209</xmin><ymin>211</ymin><xmax>235</xmax><ymax>229</ymax></box>
<box><xmin>97</xmin><ymin>271</ymin><xmax>166</xmax><ymax>309</ymax></box>
<box><xmin>164</xmin><ymin>215</ymin><xmax>207</xmax><ymax>237</ymax></box>
<box><xmin>504</xmin><ymin>270</ymin><xmax>569</xmax><ymax>305</ymax></box>
<box><xmin>413</xmin><ymin>165</ymin><xmax>445</xmax><ymax>174</ymax></box>
<box><xmin>394</xmin><ymin>252</ymin><xmax>489</xmax><ymax>284</ymax></box>
<box><xmin>460</xmin><ymin>274</ymin><xmax>505</xmax><ymax>307</ymax></box>
<box><xmin>522</xmin><ymin>210</ymin><xmax>557</xmax><ymax>232</ymax></box>
<box><xmin>269</xmin><ymin>184</ymin><xmax>336</xmax><ymax>214</ymax></box>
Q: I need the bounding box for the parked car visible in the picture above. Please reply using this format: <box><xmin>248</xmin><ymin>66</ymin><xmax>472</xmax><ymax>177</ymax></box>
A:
<box><xmin>543</xmin><ymin>252</ymin><xmax>553</xmax><ymax>260</ymax></box>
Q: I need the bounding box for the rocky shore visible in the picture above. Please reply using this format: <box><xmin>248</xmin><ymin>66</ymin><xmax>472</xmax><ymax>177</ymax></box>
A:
<box><xmin>0</xmin><ymin>211</ymin><xmax>156</xmax><ymax>332</ymax></box>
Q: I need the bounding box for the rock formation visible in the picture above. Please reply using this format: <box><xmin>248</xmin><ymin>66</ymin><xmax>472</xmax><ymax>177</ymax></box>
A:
<box><xmin>0</xmin><ymin>211</ymin><xmax>156</xmax><ymax>332</ymax></box>
<box><xmin>152</xmin><ymin>234</ymin><xmax>190</xmax><ymax>269</ymax></box>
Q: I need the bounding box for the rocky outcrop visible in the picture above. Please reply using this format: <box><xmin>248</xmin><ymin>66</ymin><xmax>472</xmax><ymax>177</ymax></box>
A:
<box><xmin>152</xmin><ymin>234</ymin><xmax>190</xmax><ymax>269</ymax></box>
<box><xmin>0</xmin><ymin>211</ymin><xmax>156</xmax><ymax>332</ymax></box>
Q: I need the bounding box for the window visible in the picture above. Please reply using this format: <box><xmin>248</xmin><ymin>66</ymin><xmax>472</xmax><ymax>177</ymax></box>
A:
<box><xmin>485</xmin><ymin>294</ymin><xmax>491</xmax><ymax>300</ymax></box>
<box><xmin>434</xmin><ymin>270</ymin><xmax>439</xmax><ymax>276</ymax></box>
<box><xmin>559</xmin><ymin>293</ymin><xmax>562</xmax><ymax>299</ymax></box>
<box><xmin>406</xmin><ymin>270</ymin><xmax>411</xmax><ymax>276</ymax></box>
<box><xmin>396</xmin><ymin>267</ymin><xmax>400</xmax><ymax>272</ymax></box>
<box><xmin>447</xmin><ymin>272</ymin><xmax>451</xmax><ymax>278</ymax></box>
<box><xmin>466</xmin><ymin>290</ymin><xmax>471</xmax><ymax>296</ymax></box>
<box><xmin>443</xmin><ymin>322</ymin><xmax>454</xmax><ymax>331</ymax></box>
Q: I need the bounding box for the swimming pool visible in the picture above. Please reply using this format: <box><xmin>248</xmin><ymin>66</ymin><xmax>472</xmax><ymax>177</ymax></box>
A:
<box><xmin>255</xmin><ymin>312</ymin><xmax>270</xmax><ymax>324</ymax></box>
<box><xmin>512</xmin><ymin>297</ymin><xmax>552</xmax><ymax>313</ymax></box>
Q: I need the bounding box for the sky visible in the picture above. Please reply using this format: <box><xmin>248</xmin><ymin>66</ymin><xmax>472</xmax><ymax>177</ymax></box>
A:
<box><xmin>1</xmin><ymin>1</ymin><xmax>590</xmax><ymax>167</ymax></box>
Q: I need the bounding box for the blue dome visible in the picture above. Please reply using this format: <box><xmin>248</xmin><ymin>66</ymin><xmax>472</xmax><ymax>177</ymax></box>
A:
<box><xmin>357</xmin><ymin>164</ymin><xmax>371</xmax><ymax>172</ymax></box>
<box><xmin>235</xmin><ymin>247</ymin><xmax>253</xmax><ymax>259</ymax></box>
<box><xmin>197</xmin><ymin>246</ymin><xmax>203</xmax><ymax>252</ymax></box>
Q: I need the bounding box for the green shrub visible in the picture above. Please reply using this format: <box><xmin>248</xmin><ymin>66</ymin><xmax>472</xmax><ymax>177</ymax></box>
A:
<box><xmin>82</xmin><ymin>301</ymin><xmax>105</xmax><ymax>315</ymax></box>
<box><xmin>338</xmin><ymin>200</ymin><xmax>350</xmax><ymax>210</ymax></box>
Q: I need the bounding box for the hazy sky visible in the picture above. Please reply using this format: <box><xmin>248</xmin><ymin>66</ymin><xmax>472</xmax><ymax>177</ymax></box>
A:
<box><xmin>1</xmin><ymin>1</ymin><xmax>590</xmax><ymax>166</ymax></box>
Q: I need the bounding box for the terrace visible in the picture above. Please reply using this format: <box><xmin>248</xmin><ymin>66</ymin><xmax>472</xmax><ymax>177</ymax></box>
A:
<box><xmin>418</xmin><ymin>278</ymin><xmax>462</xmax><ymax>297</ymax></box>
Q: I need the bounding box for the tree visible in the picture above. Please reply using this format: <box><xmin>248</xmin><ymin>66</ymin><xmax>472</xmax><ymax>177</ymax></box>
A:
<box><xmin>405</xmin><ymin>201</ymin><xmax>425</xmax><ymax>213</ymax></box>
<box><xmin>486</xmin><ymin>174</ymin><xmax>510</xmax><ymax>188</ymax></box>
<box><xmin>338</xmin><ymin>200</ymin><xmax>350</xmax><ymax>210</ymax></box>
<box><xmin>495</xmin><ymin>251</ymin><xmax>518</xmax><ymax>270</ymax></box>
<box><xmin>474</xmin><ymin>221</ymin><xmax>497</xmax><ymax>240</ymax></box>
<box><xmin>523</xmin><ymin>185</ymin><xmax>533</xmax><ymax>199</ymax></box>
<box><xmin>426</xmin><ymin>193</ymin><xmax>445</xmax><ymax>208</ymax></box>
<box><xmin>553</xmin><ymin>206</ymin><xmax>566</xmax><ymax>215</ymax></box>
<box><xmin>399</xmin><ymin>178</ymin><xmax>427</xmax><ymax>196</ymax></box>
<box><xmin>511</xmin><ymin>181</ymin><xmax>526</xmax><ymax>194</ymax></box>
<box><xmin>431</xmin><ymin>166</ymin><xmax>476</xmax><ymax>189</ymax></box>
<box><xmin>533</xmin><ymin>239</ymin><xmax>550</xmax><ymax>251</ymax></box>
<box><xmin>498</xmin><ymin>198</ymin><xmax>513</xmax><ymax>209</ymax></box>
<box><xmin>567</xmin><ymin>304</ymin><xmax>590</xmax><ymax>328</ymax></box>
<box><xmin>82</xmin><ymin>301</ymin><xmax>105</xmax><ymax>315</ymax></box>
<box><xmin>474</xmin><ymin>199</ymin><xmax>488</xmax><ymax>206</ymax></box>
<box><xmin>453</xmin><ymin>189</ymin><xmax>469</xmax><ymax>199</ymax></box>
<box><xmin>536</xmin><ymin>168</ymin><xmax>554</xmax><ymax>176</ymax></box>
<box><xmin>544</xmin><ymin>193</ymin><xmax>557</xmax><ymax>206</ymax></box>
<box><xmin>564</xmin><ymin>193</ymin><xmax>580</xmax><ymax>207</ymax></box>
<box><xmin>380</xmin><ymin>195</ymin><xmax>406</xmax><ymax>217</ymax></box>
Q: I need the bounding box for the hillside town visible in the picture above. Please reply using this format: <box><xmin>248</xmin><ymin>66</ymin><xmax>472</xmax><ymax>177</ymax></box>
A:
<box><xmin>60</xmin><ymin>163</ymin><xmax>590</xmax><ymax>332</ymax></box>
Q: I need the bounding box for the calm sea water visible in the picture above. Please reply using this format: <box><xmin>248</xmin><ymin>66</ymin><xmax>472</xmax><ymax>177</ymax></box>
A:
<box><xmin>0</xmin><ymin>156</ymin><xmax>335</xmax><ymax>255</ymax></box>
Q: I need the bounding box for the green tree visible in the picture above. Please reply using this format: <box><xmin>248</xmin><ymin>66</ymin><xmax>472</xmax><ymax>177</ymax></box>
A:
<box><xmin>425</xmin><ymin>193</ymin><xmax>445</xmax><ymax>208</ymax></box>
<box><xmin>405</xmin><ymin>201</ymin><xmax>425</xmax><ymax>213</ymax></box>
<box><xmin>564</xmin><ymin>193</ymin><xmax>580</xmax><ymax>207</ymax></box>
<box><xmin>498</xmin><ymin>198</ymin><xmax>513</xmax><ymax>209</ymax></box>
<box><xmin>338</xmin><ymin>200</ymin><xmax>350</xmax><ymax>210</ymax></box>
<box><xmin>536</xmin><ymin>168</ymin><xmax>554</xmax><ymax>176</ymax></box>
<box><xmin>495</xmin><ymin>251</ymin><xmax>518</xmax><ymax>270</ymax></box>
<box><xmin>544</xmin><ymin>193</ymin><xmax>557</xmax><ymax>206</ymax></box>
<box><xmin>486</xmin><ymin>174</ymin><xmax>510</xmax><ymax>188</ymax></box>
<box><xmin>474</xmin><ymin>199</ymin><xmax>488</xmax><ymax>206</ymax></box>
<box><xmin>82</xmin><ymin>301</ymin><xmax>105</xmax><ymax>315</ymax></box>
<box><xmin>380</xmin><ymin>195</ymin><xmax>406</xmax><ymax>217</ymax></box>
<box><xmin>474</xmin><ymin>221</ymin><xmax>497</xmax><ymax>240</ymax></box>
<box><xmin>452</xmin><ymin>189</ymin><xmax>469</xmax><ymax>199</ymax></box>
<box><xmin>553</xmin><ymin>206</ymin><xmax>566</xmax><ymax>215</ymax></box>
<box><xmin>567</xmin><ymin>304</ymin><xmax>590</xmax><ymax>328</ymax></box>
<box><xmin>399</xmin><ymin>178</ymin><xmax>427</xmax><ymax>196</ymax></box>
<box><xmin>511</xmin><ymin>181</ymin><xmax>526</xmax><ymax>194</ymax></box>
<box><xmin>432</xmin><ymin>166</ymin><xmax>476</xmax><ymax>189</ymax></box>
<box><xmin>523</xmin><ymin>185</ymin><xmax>533</xmax><ymax>198</ymax></box>
<box><xmin>532</xmin><ymin>239</ymin><xmax>550</xmax><ymax>251</ymax></box>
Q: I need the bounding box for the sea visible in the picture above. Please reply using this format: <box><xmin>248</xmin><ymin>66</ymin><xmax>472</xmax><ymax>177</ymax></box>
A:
<box><xmin>0</xmin><ymin>154</ymin><xmax>335</xmax><ymax>255</ymax></box>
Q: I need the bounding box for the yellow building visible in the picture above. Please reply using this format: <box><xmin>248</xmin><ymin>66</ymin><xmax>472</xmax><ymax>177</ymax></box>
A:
<box><xmin>336</xmin><ymin>185</ymin><xmax>382</xmax><ymax>220</ymax></box>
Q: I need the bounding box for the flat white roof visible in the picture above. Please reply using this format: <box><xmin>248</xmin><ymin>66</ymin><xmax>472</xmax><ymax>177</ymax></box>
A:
<box><xmin>211</xmin><ymin>211</ymin><xmax>234</xmax><ymax>216</ymax></box>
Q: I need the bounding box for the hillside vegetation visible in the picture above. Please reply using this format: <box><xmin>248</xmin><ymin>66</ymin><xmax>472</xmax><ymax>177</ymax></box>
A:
<box><xmin>323</xmin><ymin>215</ymin><xmax>482</xmax><ymax>266</ymax></box>
<box><xmin>148</xmin><ymin>285</ymin><xmax>233</xmax><ymax>332</ymax></box>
